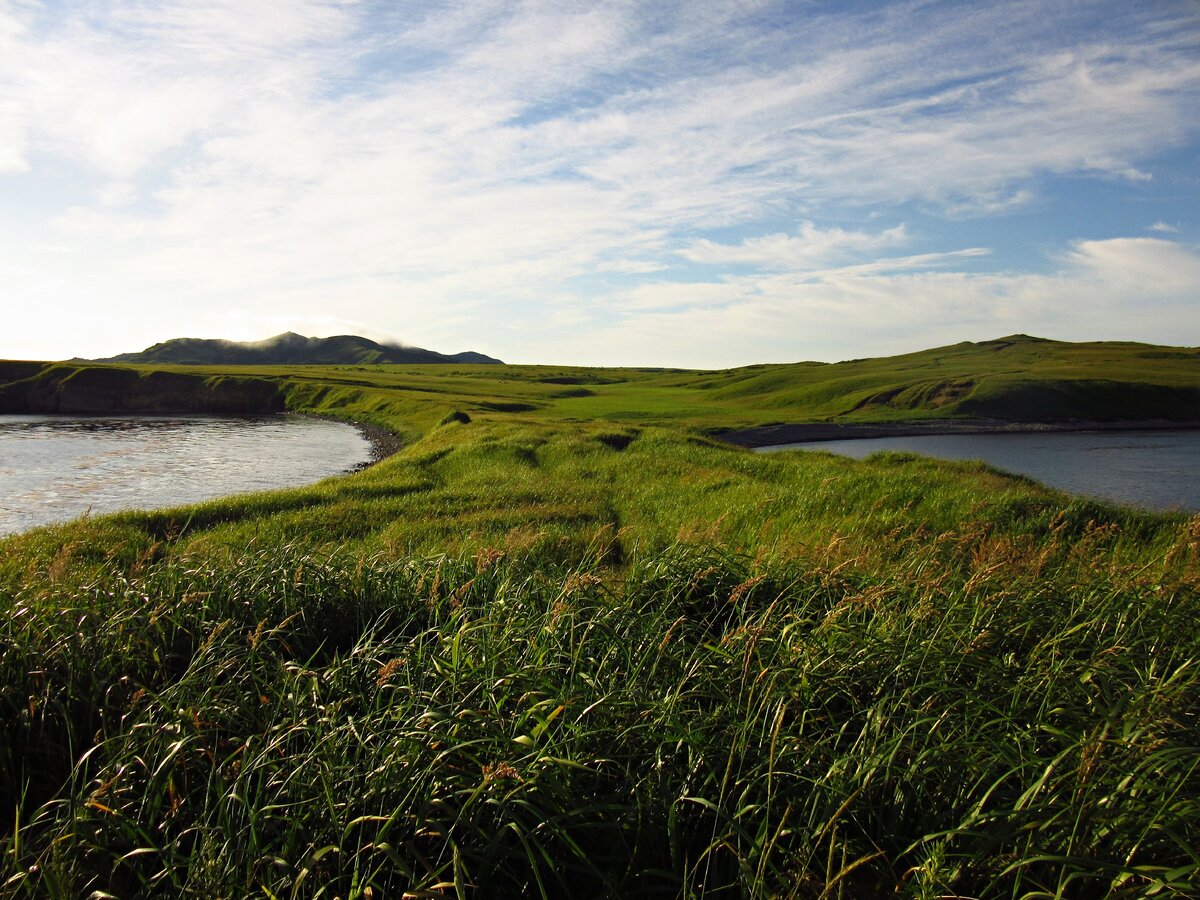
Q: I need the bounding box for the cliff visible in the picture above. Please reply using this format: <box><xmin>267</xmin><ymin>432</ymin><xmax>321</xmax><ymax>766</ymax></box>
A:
<box><xmin>0</xmin><ymin>365</ymin><xmax>286</xmax><ymax>415</ymax></box>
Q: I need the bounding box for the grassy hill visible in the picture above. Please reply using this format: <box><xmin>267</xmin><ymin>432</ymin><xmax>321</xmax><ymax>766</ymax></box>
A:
<box><xmin>97</xmin><ymin>331</ymin><xmax>504</xmax><ymax>366</ymax></box>
<box><xmin>6</xmin><ymin>333</ymin><xmax>1198</xmax><ymax>432</ymax></box>
<box><xmin>647</xmin><ymin>334</ymin><xmax>1200</xmax><ymax>425</ymax></box>
<box><xmin>0</xmin><ymin>334</ymin><xmax>1198</xmax><ymax>898</ymax></box>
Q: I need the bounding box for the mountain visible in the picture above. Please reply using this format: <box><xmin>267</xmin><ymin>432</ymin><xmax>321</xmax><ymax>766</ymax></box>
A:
<box><xmin>97</xmin><ymin>333</ymin><xmax>504</xmax><ymax>366</ymax></box>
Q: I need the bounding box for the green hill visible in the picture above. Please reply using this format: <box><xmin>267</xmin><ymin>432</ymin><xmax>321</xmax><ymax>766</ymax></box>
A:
<box><xmin>97</xmin><ymin>331</ymin><xmax>504</xmax><ymax>366</ymax></box>
<box><xmin>519</xmin><ymin>334</ymin><xmax>1200</xmax><ymax>433</ymax></box>
<box><xmin>659</xmin><ymin>334</ymin><xmax>1200</xmax><ymax>424</ymax></box>
<box><xmin>4</xmin><ymin>334</ymin><xmax>1199</xmax><ymax>429</ymax></box>
<box><xmin>2</xmin><ymin>333</ymin><xmax>1200</xmax><ymax>897</ymax></box>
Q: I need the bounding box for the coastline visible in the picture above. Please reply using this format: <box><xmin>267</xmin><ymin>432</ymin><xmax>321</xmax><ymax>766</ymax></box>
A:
<box><xmin>286</xmin><ymin>412</ymin><xmax>405</xmax><ymax>471</ymax></box>
<box><xmin>348</xmin><ymin>420</ymin><xmax>406</xmax><ymax>469</ymax></box>
<box><xmin>718</xmin><ymin>418</ymin><xmax>1200</xmax><ymax>449</ymax></box>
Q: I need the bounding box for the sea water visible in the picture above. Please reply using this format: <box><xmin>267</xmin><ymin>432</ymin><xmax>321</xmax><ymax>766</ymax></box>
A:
<box><xmin>757</xmin><ymin>430</ymin><xmax>1200</xmax><ymax>513</ymax></box>
<box><xmin>0</xmin><ymin>414</ymin><xmax>373</xmax><ymax>535</ymax></box>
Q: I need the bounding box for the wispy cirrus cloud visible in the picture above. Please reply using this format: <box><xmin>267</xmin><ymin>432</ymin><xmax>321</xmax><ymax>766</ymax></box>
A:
<box><xmin>0</xmin><ymin>1</ymin><xmax>1198</xmax><ymax>363</ymax></box>
<box><xmin>577</xmin><ymin>236</ymin><xmax>1200</xmax><ymax>367</ymax></box>
<box><xmin>681</xmin><ymin>223</ymin><xmax>910</xmax><ymax>270</ymax></box>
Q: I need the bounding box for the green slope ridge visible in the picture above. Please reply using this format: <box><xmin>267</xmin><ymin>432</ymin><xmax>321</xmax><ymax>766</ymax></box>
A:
<box><xmin>5</xmin><ymin>333</ymin><xmax>1199</xmax><ymax>428</ymax></box>
<box><xmin>666</xmin><ymin>334</ymin><xmax>1200</xmax><ymax>423</ymax></box>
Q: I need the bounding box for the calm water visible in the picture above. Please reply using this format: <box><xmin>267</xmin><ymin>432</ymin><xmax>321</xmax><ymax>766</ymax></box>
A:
<box><xmin>0</xmin><ymin>415</ymin><xmax>373</xmax><ymax>535</ymax></box>
<box><xmin>758</xmin><ymin>430</ymin><xmax>1200</xmax><ymax>513</ymax></box>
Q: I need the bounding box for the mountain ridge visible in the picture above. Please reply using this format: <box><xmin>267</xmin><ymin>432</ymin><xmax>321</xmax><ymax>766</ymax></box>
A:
<box><xmin>95</xmin><ymin>332</ymin><xmax>504</xmax><ymax>366</ymax></box>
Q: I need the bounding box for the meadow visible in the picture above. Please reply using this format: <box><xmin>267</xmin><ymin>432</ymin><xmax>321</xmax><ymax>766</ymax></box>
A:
<box><xmin>1</xmin><ymin>335</ymin><xmax>1198</xmax><ymax>898</ymax></box>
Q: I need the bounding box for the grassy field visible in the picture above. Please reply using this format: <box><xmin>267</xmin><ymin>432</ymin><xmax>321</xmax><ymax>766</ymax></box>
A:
<box><xmin>4</xmin><ymin>334</ymin><xmax>1200</xmax><ymax>434</ymax></box>
<box><xmin>239</xmin><ymin>332</ymin><xmax>1200</xmax><ymax>426</ymax></box>
<box><xmin>1</xmin><ymin>335</ymin><xmax>1199</xmax><ymax>897</ymax></box>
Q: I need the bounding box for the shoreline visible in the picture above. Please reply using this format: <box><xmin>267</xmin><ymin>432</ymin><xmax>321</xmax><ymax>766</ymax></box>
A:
<box><xmin>718</xmin><ymin>418</ymin><xmax>1200</xmax><ymax>449</ymax></box>
<box><xmin>286</xmin><ymin>413</ymin><xmax>405</xmax><ymax>472</ymax></box>
<box><xmin>350</xmin><ymin>421</ymin><xmax>406</xmax><ymax>469</ymax></box>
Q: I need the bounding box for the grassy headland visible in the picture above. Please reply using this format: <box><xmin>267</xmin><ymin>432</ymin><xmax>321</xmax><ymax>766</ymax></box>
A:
<box><xmin>1</xmin><ymin>335</ymin><xmax>1198</xmax><ymax>897</ymax></box>
<box><xmin>4</xmin><ymin>334</ymin><xmax>1200</xmax><ymax>433</ymax></box>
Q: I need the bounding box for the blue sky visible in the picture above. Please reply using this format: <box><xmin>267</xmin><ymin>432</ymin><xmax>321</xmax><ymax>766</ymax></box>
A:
<box><xmin>1</xmin><ymin>0</ymin><xmax>1198</xmax><ymax>366</ymax></box>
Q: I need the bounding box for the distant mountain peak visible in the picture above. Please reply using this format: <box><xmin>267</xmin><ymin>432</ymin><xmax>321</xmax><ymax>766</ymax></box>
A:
<box><xmin>992</xmin><ymin>333</ymin><xmax>1052</xmax><ymax>343</ymax></box>
<box><xmin>97</xmin><ymin>334</ymin><xmax>504</xmax><ymax>366</ymax></box>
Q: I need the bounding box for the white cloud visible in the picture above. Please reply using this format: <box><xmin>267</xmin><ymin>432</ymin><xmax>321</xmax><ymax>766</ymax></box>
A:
<box><xmin>681</xmin><ymin>223</ymin><xmax>909</xmax><ymax>269</ymax></box>
<box><xmin>1</xmin><ymin>1</ymin><xmax>1199</xmax><ymax>364</ymax></box>
<box><xmin>109</xmin><ymin>0</ymin><xmax>355</xmax><ymax>58</ymax></box>
<box><xmin>0</xmin><ymin>5</ymin><xmax>30</xmax><ymax>173</ymax></box>
<box><xmin>1058</xmin><ymin>237</ymin><xmax>1200</xmax><ymax>300</ymax></box>
<box><xmin>575</xmin><ymin>236</ymin><xmax>1200</xmax><ymax>367</ymax></box>
<box><xmin>0</xmin><ymin>0</ymin><xmax>354</xmax><ymax>180</ymax></box>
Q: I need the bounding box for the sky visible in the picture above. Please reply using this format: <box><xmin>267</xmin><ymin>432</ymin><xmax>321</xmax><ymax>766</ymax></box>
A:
<box><xmin>1</xmin><ymin>0</ymin><xmax>1198</xmax><ymax>368</ymax></box>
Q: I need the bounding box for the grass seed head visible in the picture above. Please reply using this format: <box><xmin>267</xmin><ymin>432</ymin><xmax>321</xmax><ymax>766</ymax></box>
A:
<box><xmin>482</xmin><ymin>761</ymin><xmax>522</xmax><ymax>784</ymax></box>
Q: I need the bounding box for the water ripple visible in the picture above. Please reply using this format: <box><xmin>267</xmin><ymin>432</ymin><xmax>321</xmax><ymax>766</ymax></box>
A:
<box><xmin>0</xmin><ymin>415</ymin><xmax>373</xmax><ymax>535</ymax></box>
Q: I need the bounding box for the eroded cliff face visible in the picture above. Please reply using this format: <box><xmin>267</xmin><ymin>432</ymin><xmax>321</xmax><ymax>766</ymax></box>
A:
<box><xmin>0</xmin><ymin>365</ymin><xmax>286</xmax><ymax>414</ymax></box>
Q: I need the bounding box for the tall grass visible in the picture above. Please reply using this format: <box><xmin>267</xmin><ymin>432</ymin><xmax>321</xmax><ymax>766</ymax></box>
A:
<box><xmin>1</xmin><ymin>375</ymin><xmax>1198</xmax><ymax>897</ymax></box>
<box><xmin>2</xmin><ymin>518</ymin><xmax>1197</xmax><ymax>897</ymax></box>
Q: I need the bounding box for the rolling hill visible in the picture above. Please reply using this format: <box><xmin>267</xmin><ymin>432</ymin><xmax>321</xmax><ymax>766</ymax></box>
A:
<box><xmin>96</xmin><ymin>332</ymin><xmax>504</xmax><ymax>366</ymax></box>
<box><xmin>3</xmin><ymin>332</ymin><xmax>1200</xmax><ymax>896</ymax></box>
<box><xmin>3</xmin><ymin>333</ymin><xmax>1197</xmax><ymax>427</ymax></box>
<box><xmin>645</xmin><ymin>333</ymin><xmax>1200</xmax><ymax>426</ymax></box>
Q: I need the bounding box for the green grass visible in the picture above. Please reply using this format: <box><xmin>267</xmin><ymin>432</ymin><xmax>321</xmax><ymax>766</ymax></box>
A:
<box><xmin>2</xmin><ymin>514</ymin><xmax>1197</xmax><ymax>898</ymax></box>
<box><xmin>1</xmin><ymin>335</ymin><xmax>1199</xmax><ymax>897</ymax></box>
<box><xmin>235</xmin><ymin>333</ymin><xmax>1200</xmax><ymax>427</ymax></box>
<box><xmin>5</xmin><ymin>333</ymin><xmax>1200</xmax><ymax>431</ymax></box>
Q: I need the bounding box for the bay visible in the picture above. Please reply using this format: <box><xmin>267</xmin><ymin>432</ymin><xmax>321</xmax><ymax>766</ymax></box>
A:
<box><xmin>0</xmin><ymin>414</ymin><xmax>373</xmax><ymax>535</ymax></box>
<box><xmin>757</xmin><ymin>429</ymin><xmax>1200</xmax><ymax>513</ymax></box>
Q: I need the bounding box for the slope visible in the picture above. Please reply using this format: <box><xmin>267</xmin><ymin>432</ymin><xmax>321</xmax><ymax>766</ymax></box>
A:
<box><xmin>98</xmin><ymin>331</ymin><xmax>504</xmax><ymax>366</ymax></box>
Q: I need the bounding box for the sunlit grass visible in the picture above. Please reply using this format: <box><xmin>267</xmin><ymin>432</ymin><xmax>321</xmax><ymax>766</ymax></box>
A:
<box><xmin>2</xmin><ymin>336</ymin><xmax>1199</xmax><ymax>896</ymax></box>
<box><xmin>5</xmin><ymin>334</ymin><xmax>1200</xmax><ymax>432</ymax></box>
<box><xmin>2</xmin><ymin>523</ymin><xmax>1197</xmax><ymax>897</ymax></box>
